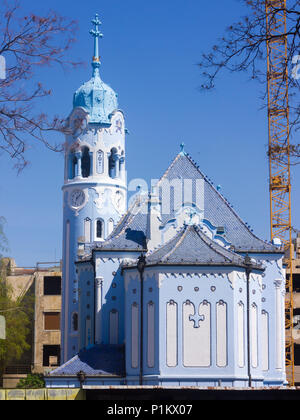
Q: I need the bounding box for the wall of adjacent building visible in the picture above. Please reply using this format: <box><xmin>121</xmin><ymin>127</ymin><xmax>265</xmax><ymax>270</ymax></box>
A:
<box><xmin>33</xmin><ymin>271</ymin><xmax>62</xmax><ymax>374</ymax></box>
<box><xmin>0</xmin><ymin>261</ymin><xmax>62</xmax><ymax>380</ymax></box>
<box><xmin>0</xmin><ymin>389</ymin><xmax>85</xmax><ymax>400</ymax></box>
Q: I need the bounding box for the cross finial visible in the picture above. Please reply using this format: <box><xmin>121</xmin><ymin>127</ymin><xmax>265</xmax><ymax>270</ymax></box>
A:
<box><xmin>90</xmin><ymin>14</ymin><xmax>103</xmax><ymax>76</ymax></box>
<box><xmin>180</xmin><ymin>142</ymin><xmax>186</xmax><ymax>156</ymax></box>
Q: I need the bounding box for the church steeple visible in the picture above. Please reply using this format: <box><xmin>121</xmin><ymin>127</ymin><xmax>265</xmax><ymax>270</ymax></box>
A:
<box><xmin>72</xmin><ymin>14</ymin><xmax>118</xmax><ymax>125</ymax></box>
<box><xmin>62</xmin><ymin>14</ymin><xmax>127</xmax><ymax>363</ymax></box>
<box><xmin>90</xmin><ymin>14</ymin><xmax>103</xmax><ymax>77</ymax></box>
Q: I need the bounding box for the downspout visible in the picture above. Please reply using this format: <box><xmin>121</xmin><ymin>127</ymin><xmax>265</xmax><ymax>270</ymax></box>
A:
<box><xmin>137</xmin><ymin>254</ymin><xmax>146</xmax><ymax>387</ymax></box>
<box><xmin>244</xmin><ymin>255</ymin><xmax>252</xmax><ymax>388</ymax></box>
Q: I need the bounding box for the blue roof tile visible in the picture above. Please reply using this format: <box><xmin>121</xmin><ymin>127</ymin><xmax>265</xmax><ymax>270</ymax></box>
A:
<box><xmin>49</xmin><ymin>345</ymin><xmax>125</xmax><ymax>377</ymax></box>
<box><xmin>157</xmin><ymin>153</ymin><xmax>278</xmax><ymax>253</ymax></box>
<box><xmin>145</xmin><ymin>225</ymin><xmax>250</xmax><ymax>267</ymax></box>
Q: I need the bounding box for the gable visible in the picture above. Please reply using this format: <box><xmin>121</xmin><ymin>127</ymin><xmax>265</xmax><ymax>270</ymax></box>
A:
<box><xmin>157</xmin><ymin>153</ymin><xmax>277</xmax><ymax>253</ymax></box>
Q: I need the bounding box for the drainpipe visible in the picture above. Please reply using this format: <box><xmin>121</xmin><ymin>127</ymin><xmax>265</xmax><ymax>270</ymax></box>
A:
<box><xmin>244</xmin><ymin>254</ymin><xmax>252</xmax><ymax>388</ymax></box>
<box><xmin>137</xmin><ymin>254</ymin><xmax>146</xmax><ymax>387</ymax></box>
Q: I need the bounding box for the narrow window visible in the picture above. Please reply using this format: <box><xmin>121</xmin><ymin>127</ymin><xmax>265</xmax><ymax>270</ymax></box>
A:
<box><xmin>131</xmin><ymin>303</ymin><xmax>139</xmax><ymax>369</ymax></box>
<box><xmin>109</xmin><ymin>148</ymin><xmax>118</xmax><ymax>179</ymax></box>
<box><xmin>84</xmin><ymin>218</ymin><xmax>91</xmax><ymax>243</ymax></box>
<box><xmin>147</xmin><ymin>302</ymin><xmax>155</xmax><ymax>368</ymax></box>
<box><xmin>81</xmin><ymin>147</ymin><xmax>91</xmax><ymax>178</ymax></box>
<box><xmin>166</xmin><ymin>301</ymin><xmax>178</xmax><ymax>367</ymax></box>
<box><xmin>97</xmin><ymin>150</ymin><xmax>104</xmax><ymax>174</ymax></box>
<box><xmin>96</xmin><ymin>220</ymin><xmax>104</xmax><ymax>240</ymax></box>
<box><xmin>70</xmin><ymin>155</ymin><xmax>78</xmax><ymax>179</ymax></box>
<box><xmin>109</xmin><ymin>310</ymin><xmax>119</xmax><ymax>345</ymax></box>
<box><xmin>108</xmin><ymin>218</ymin><xmax>114</xmax><ymax>236</ymax></box>
<box><xmin>72</xmin><ymin>313</ymin><xmax>79</xmax><ymax>333</ymax></box>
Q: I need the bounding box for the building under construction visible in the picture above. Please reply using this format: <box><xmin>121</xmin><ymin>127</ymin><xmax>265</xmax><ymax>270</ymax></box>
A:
<box><xmin>0</xmin><ymin>260</ymin><xmax>62</xmax><ymax>388</ymax></box>
<box><xmin>287</xmin><ymin>234</ymin><xmax>300</xmax><ymax>385</ymax></box>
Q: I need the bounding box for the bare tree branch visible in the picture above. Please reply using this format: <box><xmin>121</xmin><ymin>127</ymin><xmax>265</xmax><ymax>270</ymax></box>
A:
<box><xmin>198</xmin><ymin>0</ymin><xmax>300</xmax><ymax>164</ymax></box>
<box><xmin>0</xmin><ymin>0</ymin><xmax>81</xmax><ymax>171</ymax></box>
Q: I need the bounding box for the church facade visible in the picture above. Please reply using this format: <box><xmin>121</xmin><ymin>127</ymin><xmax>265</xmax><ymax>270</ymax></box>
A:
<box><xmin>48</xmin><ymin>16</ymin><xmax>287</xmax><ymax>389</ymax></box>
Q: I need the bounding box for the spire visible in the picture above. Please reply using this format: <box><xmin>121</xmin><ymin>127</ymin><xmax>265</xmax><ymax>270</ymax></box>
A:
<box><xmin>90</xmin><ymin>14</ymin><xmax>103</xmax><ymax>77</ymax></box>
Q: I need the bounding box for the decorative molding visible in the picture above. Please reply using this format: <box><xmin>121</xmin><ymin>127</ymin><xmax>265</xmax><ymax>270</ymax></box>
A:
<box><xmin>227</xmin><ymin>272</ymin><xmax>236</xmax><ymax>290</ymax></box>
<box><xmin>274</xmin><ymin>279</ymin><xmax>283</xmax><ymax>288</ymax></box>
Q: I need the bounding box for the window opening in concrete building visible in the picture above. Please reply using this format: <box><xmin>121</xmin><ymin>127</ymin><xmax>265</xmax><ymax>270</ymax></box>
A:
<box><xmin>44</xmin><ymin>276</ymin><xmax>62</xmax><ymax>296</ymax></box>
<box><xmin>44</xmin><ymin>312</ymin><xmax>61</xmax><ymax>331</ymax></box>
<box><xmin>43</xmin><ymin>345</ymin><xmax>60</xmax><ymax>367</ymax></box>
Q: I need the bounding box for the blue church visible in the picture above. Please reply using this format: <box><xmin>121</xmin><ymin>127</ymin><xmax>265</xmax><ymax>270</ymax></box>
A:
<box><xmin>46</xmin><ymin>15</ymin><xmax>287</xmax><ymax>389</ymax></box>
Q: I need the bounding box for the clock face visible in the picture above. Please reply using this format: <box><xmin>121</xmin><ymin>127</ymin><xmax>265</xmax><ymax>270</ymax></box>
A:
<box><xmin>71</xmin><ymin>190</ymin><xmax>85</xmax><ymax>208</ymax></box>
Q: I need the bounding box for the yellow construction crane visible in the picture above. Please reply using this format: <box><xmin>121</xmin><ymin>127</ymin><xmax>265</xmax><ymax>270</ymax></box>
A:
<box><xmin>265</xmin><ymin>0</ymin><xmax>294</xmax><ymax>385</ymax></box>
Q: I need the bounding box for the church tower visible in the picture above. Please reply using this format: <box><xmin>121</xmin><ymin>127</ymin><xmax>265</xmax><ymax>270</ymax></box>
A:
<box><xmin>61</xmin><ymin>15</ymin><xmax>127</xmax><ymax>363</ymax></box>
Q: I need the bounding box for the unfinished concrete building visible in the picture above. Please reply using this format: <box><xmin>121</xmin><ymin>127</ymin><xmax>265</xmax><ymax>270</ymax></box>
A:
<box><xmin>287</xmin><ymin>234</ymin><xmax>300</xmax><ymax>385</ymax></box>
<box><xmin>0</xmin><ymin>260</ymin><xmax>62</xmax><ymax>387</ymax></box>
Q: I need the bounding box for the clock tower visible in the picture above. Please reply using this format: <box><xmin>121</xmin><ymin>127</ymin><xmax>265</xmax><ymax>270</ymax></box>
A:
<box><xmin>61</xmin><ymin>15</ymin><xmax>127</xmax><ymax>363</ymax></box>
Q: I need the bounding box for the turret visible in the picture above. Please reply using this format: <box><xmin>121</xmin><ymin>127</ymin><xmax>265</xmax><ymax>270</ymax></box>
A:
<box><xmin>61</xmin><ymin>15</ymin><xmax>127</xmax><ymax>363</ymax></box>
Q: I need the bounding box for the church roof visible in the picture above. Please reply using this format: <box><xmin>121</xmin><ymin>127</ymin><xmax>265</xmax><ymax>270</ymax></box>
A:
<box><xmin>157</xmin><ymin>152</ymin><xmax>279</xmax><ymax>253</ymax></box>
<box><xmin>94</xmin><ymin>196</ymin><xmax>148</xmax><ymax>252</ymax></box>
<box><xmin>133</xmin><ymin>224</ymin><xmax>257</xmax><ymax>268</ymax></box>
<box><xmin>49</xmin><ymin>345</ymin><xmax>125</xmax><ymax>377</ymax></box>
<box><xmin>73</xmin><ymin>75</ymin><xmax>118</xmax><ymax>125</ymax></box>
<box><xmin>94</xmin><ymin>151</ymin><xmax>281</xmax><ymax>255</ymax></box>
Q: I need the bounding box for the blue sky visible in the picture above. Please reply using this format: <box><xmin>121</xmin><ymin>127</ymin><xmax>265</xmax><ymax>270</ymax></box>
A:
<box><xmin>0</xmin><ymin>0</ymin><xmax>299</xmax><ymax>267</ymax></box>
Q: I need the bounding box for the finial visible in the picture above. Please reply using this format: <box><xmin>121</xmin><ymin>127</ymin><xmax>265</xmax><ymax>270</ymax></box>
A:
<box><xmin>180</xmin><ymin>142</ymin><xmax>186</xmax><ymax>156</ymax></box>
<box><xmin>90</xmin><ymin>14</ymin><xmax>103</xmax><ymax>76</ymax></box>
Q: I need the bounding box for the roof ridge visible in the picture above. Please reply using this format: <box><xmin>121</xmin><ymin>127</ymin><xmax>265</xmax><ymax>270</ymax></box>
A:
<box><xmin>146</xmin><ymin>224</ymin><xmax>185</xmax><ymax>259</ymax></box>
<box><xmin>50</xmin><ymin>354</ymin><xmax>79</xmax><ymax>375</ymax></box>
<box><xmin>102</xmin><ymin>195</ymin><xmax>147</xmax><ymax>244</ymax></box>
<box><xmin>158</xmin><ymin>153</ymin><xmax>181</xmax><ymax>183</ymax></box>
<box><xmin>160</xmin><ymin>225</ymin><xmax>190</xmax><ymax>263</ymax></box>
<box><xmin>194</xmin><ymin>226</ymin><xmax>241</xmax><ymax>262</ymax></box>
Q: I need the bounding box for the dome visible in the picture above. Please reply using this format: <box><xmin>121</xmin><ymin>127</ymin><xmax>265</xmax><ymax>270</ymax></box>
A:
<box><xmin>72</xmin><ymin>14</ymin><xmax>118</xmax><ymax>125</ymax></box>
<box><xmin>73</xmin><ymin>72</ymin><xmax>118</xmax><ymax>125</ymax></box>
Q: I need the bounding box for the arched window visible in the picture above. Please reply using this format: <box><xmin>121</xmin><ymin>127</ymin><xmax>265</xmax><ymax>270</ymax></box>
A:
<box><xmin>96</xmin><ymin>219</ymin><xmax>104</xmax><ymax>240</ymax></box>
<box><xmin>84</xmin><ymin>218</ymin><xmax>91</xmax><ymax>243</ymax></box>
<box><xmin>97</xmin><ymin>150</ymin><xmax>104</xmax><ymax>174</ymax></box>
<box><xmin>72</xmin><ymin>313</ymin><xmax>78</xmax><ymax>333</ymax></box>
<box><xmin>81</xmin><ymin>147</ymin><xmax>91</xmax><ymax>178</ymax></box>
<box><xmin>108</xmin><ymin>218</ymin><xmax>114</xmax><ymax>236</ymax></box>
<box><xmin>69</xmin><ymin>154</ymin><xmax>78</xmax><ymax>179</ymax></box>
<box><xmin>109</xmin><ymin>309</ymin><xmax>119</xmax><ymax>345</ymax></box>
<box><xmin>109</xmin><ymin>148</ymin><xmax>118</xmax><ymax>179</ymax></box>
<box><xmin>119</xmin><ymin>151</ymin><xmax>125</xmax><ymax>177</ymax></box>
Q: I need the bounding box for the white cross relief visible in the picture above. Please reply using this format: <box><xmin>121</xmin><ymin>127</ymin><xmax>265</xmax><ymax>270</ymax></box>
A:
<box><xmin>189</xmin><ymin>312</ymin><xmax>205</xmax><ymax>328</ymax></box>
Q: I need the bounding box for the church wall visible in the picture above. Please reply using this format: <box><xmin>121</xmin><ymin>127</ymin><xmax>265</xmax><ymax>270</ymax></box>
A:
<box><xmin>93</xmin><ymin>251</ymin><xmax>140</xmax><ymax>348</ymax></box>
<box><xmin>124</xmin><ymin>269</ymin><xmax>160</xmax><ymax>382</ymax></box>
<box><xmin>77</xmin><ymin>262</ymin><xmax>95</xmax><ymax>350</ymax></box>
<box><xmin>158</xmin><ymin>267</ymin><xmax>238</xmax><ymax>386</ymax></box>
<box><xmin>240</xmin><ymin>253</ymin><xmax>286</xmax><ymax>386</ymax></box>
<box><xmin>122</xmin><ymin>265</ymin><xmax>284</xmax><ymax>388</ymax></box>
<box><xmin>231</xmin><ymin>270</ymin><xmax>264</xmax><ymax>387</ymax></box>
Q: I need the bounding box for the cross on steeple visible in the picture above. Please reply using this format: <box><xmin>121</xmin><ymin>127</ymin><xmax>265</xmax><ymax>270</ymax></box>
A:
<box><xmin>189</xmin><ymin>312</ymin><xmax>205</xmax><ymax>328</ymax></box>
<box><xmin>90</xmin><ymin>14</ymin><xmax>103</xmax><ymax>75</ymax></box>
<box><xmin>180</xmin><ymin>142</ymin><xmax>186</xmax><ymax>156</ymax></box>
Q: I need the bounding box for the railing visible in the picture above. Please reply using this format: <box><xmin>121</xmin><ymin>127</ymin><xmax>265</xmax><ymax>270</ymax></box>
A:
<box><xmin>4</xmin><ymin>365</ymin><xmax>32</xmax><ymax>375</ymax></box>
